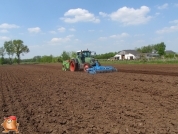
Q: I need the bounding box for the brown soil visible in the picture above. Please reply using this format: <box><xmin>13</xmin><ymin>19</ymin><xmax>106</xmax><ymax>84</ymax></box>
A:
<box><xmin>0</xmin><ymin>63</ymin><xmax>178</xmax><ymax>134</ymax></box>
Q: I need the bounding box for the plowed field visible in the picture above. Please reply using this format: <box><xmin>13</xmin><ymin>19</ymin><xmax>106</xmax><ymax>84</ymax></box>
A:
<box><xmin>0</xmin><ymin>63</ymin><xmax>178</xmax><ymax>134</ymax></box>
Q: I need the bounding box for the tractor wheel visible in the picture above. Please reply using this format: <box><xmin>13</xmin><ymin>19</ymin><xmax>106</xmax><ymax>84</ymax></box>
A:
<box><xmin>84</xmin><ymin>63</ymin><xmax>90</xmax><ymax>72</ymax></box>
<box><xmin>70</xmin><ymin>60</ymin><xmax>77</xmax><ymax>71</ymax></box>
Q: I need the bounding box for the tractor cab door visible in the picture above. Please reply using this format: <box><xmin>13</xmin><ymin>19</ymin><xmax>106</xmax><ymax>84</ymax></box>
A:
<box><xmin>77</xmin><ymin>51</ymin><xmax>85</xmax><ymax>63</ymax></box>
<box><xmin>81</xmin><ymin>52</ymin><xmax>85</xmax><ymax>63</ymax></box>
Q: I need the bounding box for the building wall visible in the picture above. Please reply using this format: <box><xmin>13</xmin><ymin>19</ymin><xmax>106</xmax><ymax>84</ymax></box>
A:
<box><xmin>114</xmin><ymin>53</ymin><xmax>136</xmax><ymax>60</ymax></box>
<box><xmin>114</xmin><ymin>54</ymin><xmax>121</xmax><ymax>60</ymax></box>
<box><xmin>125</xmin><ymin>53</ymin><xmax>136</xmax><ymax>60</ymax></box>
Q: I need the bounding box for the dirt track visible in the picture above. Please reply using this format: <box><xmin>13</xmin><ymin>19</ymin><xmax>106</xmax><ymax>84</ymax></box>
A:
<box><xmin>0</xmin><ymin>63</ymin><xmax>178</xmax><ymax>134</ymax></box>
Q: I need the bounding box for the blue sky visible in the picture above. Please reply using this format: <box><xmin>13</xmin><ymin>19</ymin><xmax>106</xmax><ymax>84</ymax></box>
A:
<box><xmin>0</xmin><ymin>0</ymin><xmax>178</xmax><ymax>59</ymax></box>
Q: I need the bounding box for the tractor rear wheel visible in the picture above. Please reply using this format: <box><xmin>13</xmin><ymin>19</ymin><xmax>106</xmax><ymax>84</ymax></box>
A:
<box><xmin>70</xmin><ymin>60</ymin><xmax>77</xmax><ymax>71</ymax></box>
<box><xmin>84</xmin><ymin>63</ymin><xmax>90</xmax><ymax>72</ymax></box>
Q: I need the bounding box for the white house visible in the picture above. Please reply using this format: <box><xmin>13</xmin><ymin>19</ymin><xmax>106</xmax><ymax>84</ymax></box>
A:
<box><xmin>114</xmin><ymin>50</ymin><xmax>140</xmax><ymax>60</ymax></box>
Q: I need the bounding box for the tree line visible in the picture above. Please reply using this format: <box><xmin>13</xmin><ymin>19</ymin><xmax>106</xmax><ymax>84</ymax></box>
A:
<box><xmin>21</xmin><ymin>51</ymin><xmax>76</xmax><ymax>63</ymax></box>
<box><xmin>20</xmin><ymin>51</ymin><xmax>117</xmax><ymax>63</ymax></box>
<box><xmin>1</xmin><ymin>40</ymin><xmax>177</xmax><ymax>65</ymax></box>
<box><xmin>135</xmin><ymin>42</ymin><xmax>166</xmax><ymax>56</ymax></box>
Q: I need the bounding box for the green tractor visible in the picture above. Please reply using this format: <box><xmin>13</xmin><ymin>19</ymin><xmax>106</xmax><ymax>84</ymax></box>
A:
<box><xmin>62</xmin><ymin>49</ymin><xmax>117</xmax><ymax>74</ymax></box>
<box><xmin>62</xmin><ymin>49</ymin><xmax>99</xmax><ymax>72</ymax></box>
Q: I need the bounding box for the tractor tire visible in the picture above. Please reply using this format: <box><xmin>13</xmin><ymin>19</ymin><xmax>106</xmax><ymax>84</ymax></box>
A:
<box><xmin>83</xmin><ymin>63</ymin><xmax>90</xmax><ymax>72</ymax></box>
<box><xmin>70</xmin><ymin>60</ymin><xmax>77</xmax><ymax>72</ymax></box>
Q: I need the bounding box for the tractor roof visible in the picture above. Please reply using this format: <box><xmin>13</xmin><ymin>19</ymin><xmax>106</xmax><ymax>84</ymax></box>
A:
<box><xmin>77</xmin><ymin>50</ymin><xmax>90</xmax><ymax>52</ymax></box>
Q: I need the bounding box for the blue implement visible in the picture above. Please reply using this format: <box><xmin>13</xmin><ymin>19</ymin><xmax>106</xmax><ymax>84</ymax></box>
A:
<box><xmin>86</xmin><ymin>61</ymin><xmax>117</xmax><ymax>74</ymax></box>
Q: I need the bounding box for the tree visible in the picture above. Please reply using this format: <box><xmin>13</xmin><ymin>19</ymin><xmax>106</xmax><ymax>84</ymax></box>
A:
<box><xmin>69</xmin><ymin>51</ymin><xmax>77</xmax><ymax>58</ymax></box>
<box><xmin>4</xmin><ymin>40</ymin><xmax>14</xmax><ymax>64</ymax></box>
<box><xmin>0</xmin><ymin>47</ymin><xmax>6</xmax><ymax>65</ymax></box>
<box><xmin>61</xmin><ymin>51</ymin><xmax>70</xmax><ymax>61</ymax></box>
<box><xmin>154</xmin><ymin>42</ymin><xmax>166</xmax><ymax>56</ymax></box>
<box><xmin>136</xmin><ymin>45</ymin><xmax>154</xmax><ymax>53</ymax></box>
<box><xmin>94</xmin><ymin>52</ymin><xmax>116</xmax><ymax>59</ymax></box>
<box><xmin>136</xmin><ymin>42</ymin><xmax>166</xmax><ymax>56</ymax></box>
<box><xmin>13</xmin><ymin>40</ymin><xmax>30</xmax><ymax>64</ymax></box>
<box><xmin>13</xmin><ymin>57</ymin><xmax>18</xmax><ymax>63</ymax></box>
<box><xmin>33</xmin><ymin>56</ymin><xmax>41</xmax><ymax>62</ymax></box>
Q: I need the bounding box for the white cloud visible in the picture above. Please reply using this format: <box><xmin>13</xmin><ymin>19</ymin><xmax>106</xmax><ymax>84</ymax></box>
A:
<box><xmin>98</xmin><ymin>37</ymin><xmax>107</xmax><ymax>40</ymax></box>
<box><xmin>155</xmin><ymin>12</ymin><xmax>160</xmax><ymax>16</ymax></box>
<box><xmin>58</xmin><ymin>27</ymin><xmax>66</xmax><ymax>32</ymax></box>
<box><xmin>0</xmin><ymin>36</ymin><xmax>11</xmax><ymax>41</ymax></box>
<box><xmin>49</xmin><ymin>31</ymin><xmax>57</xmax><ymax>34</ymax></box>
<box><xmin>69</xmin><ymin>28</ymin><xmax>76</xmax><ymax>31</ymax></box>
<box><xmin>60</xmin><ymin>8</ymin><xmax>100</xmax><ymax>23</ymax></box>
<box><xmin>99</xmin><ymin>12</ymin><xmax>108</xmax><ymax>17</ymax></box>
<box><xmin>28</xmin><ymin>27</ymin><xmax>41</xmax><ymax>33</ymax></box>
<box><xmin>157</xmin><ymin>3</ymin><xmax>168</xmax><ymax>9</ymax></box>
<box><xmin>50</xmin><ymin>38</ymin><xmax>69</xmax><ymax>44</ymax></box>
<box><xmin>98</xmin><ymin>33</ymin><xmax>129</xmax><ymax>41</ymax></box>
<box><xmin>66</xmin><ymin>35</ymin><xmax>74</xmax><ymax>38</ymax></box>
<box><xmin>156</xmin><ymin>24</ymin><xmax>178</xmax><ymax>34</ymax></box>
<box><xmin>101</xmin><ymin>6</ymin><xmax>152</xmax><ymax>25</ymax></box>
<box><xmin>174</xmin><ymin>3</ymin><xmax>178</xmax><ymax>7</ymax></box>
<box><xmin>50</xmin><ymin>35</ymin><xmax>74</xmax><ymax>44</ymax></box>
<box><xmin>169</xmin><ymin>20</ymin><xmax>178</xmax><ymax>24</ymax></box>
<box><xmin>0</xmin><ymin>29</ymin><xmax>9</xmax><ymax>33</ymax></box>
<box><xmin>0</xmin><ymin>23</ymin><xmax>19</xmax><ymax>29</ymax></box>
<box><xmin>134</xmin><ymin>34</ymin><xmax>145</xmax><ymax>37</ymax></box>
<box><xmin>110</xmin><ymin>33</ymin><xmax>129</xmax><ymax>38</ymax></box>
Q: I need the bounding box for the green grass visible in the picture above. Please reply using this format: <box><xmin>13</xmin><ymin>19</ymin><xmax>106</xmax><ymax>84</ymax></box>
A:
<box><xmin>23</xmin><ymin>62</ymin><xmax>40</xmax><ymax>64</ymax></box>
<box><xmin>98</xmin><ymin>59</ymin><xmax>178</xmax><ymax>65</ymax></box>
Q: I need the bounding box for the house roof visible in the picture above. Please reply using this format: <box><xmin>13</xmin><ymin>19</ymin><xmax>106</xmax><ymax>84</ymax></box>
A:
<box><xmin>165</xmin><ymin>50</ymin><xmax>175</xmax><ymax>54</ymax></box>
<box><xmin>118</xmin><ymin>50</ymin><xmax>140</xmax><ymax>56</ymax></box>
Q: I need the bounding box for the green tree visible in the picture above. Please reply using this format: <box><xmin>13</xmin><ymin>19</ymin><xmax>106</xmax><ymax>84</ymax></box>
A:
<box><xmin>136</xmin><ymin>42</ymin><xmax>166</xmax><ymax>56</ymax></box>
<box><xmin>13</xmin><ymin>57</ymin><xmax>18</xmax><ymax>63</ymax></box>
<box><xmin>154</xmin><ymin>42</ymin><xmax>166</xmax><ymax>56</ymax></box>
<box><xmin>51</xmin><ymin>56</ymin><xmax>62</xmax><ymax>63</ymax></box>
<box><xmin>0</xmin><ymin>47</ymin><xmax>5</xmax><ymax>65</ymax></box>
<box><xmin>57</xmin><ymin>56</ymin><xmax>63</xmax><ymax>62</ymax></box>
<box><xmin>61</xmin><ymin>51</ymin><xmax>70</xmax><ymax>61</ymax></box>
<box><xmin>4</xmin><ymin>40</ymin><xmax>14</xmax><ymax>64</ymax></box>
<box><xmin>33</xmin><ymin>56</ymin><xmax>41</xmax><ymax>62</ymax></box>
<box><xmin>69</xmin><ymin>51</ymin><xmax>77</xmax><ymax>58</ymax></box>
<box><xmin>136</xmin><ymin>45</ymin><xmax>154</xmax><ymax>53</ymax></box>
<box><xmin>13</xmin><ymin>40</ymin><xmax>30</xmax><ymax>64</ymax></box>
<box><xmin>95</xmin><ymin>52</ymin><xmax>116</xmax><ymax>59</ymax></box>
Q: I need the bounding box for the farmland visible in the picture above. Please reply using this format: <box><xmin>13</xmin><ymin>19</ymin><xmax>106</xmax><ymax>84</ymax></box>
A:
<box><xmin>0</xmin><ymin>63</ymin><xmax>178</xmax><ymax>133</ymax></box>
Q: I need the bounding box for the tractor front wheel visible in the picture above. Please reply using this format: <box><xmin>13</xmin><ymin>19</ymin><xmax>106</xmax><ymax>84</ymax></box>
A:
<box><xmin>70</xmin><ymin>60</ymin><xmax>77</xmax><ymax>71</ymax></box>
<box><xmin>84</xmin><ymin>63</ymin><xmax>90</xmax><ymax>72</ymax></box>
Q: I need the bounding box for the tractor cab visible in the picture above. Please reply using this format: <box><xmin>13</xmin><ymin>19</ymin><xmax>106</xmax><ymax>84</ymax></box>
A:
<box><xmin>76</xmin><ymin>50</ymin><xmax>95</xmax><ymax>57</ymax></box>
<box><xmin>76</xmin><ymin>50</ymin><xmax>96</xmax><ymax>64</ymax></box>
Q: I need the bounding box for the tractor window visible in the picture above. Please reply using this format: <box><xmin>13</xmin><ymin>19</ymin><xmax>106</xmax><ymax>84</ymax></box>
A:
<box><xmin>83</xmin><ymin>51</ymin><xmax>91</xmax><ymax>57</ymax></box>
